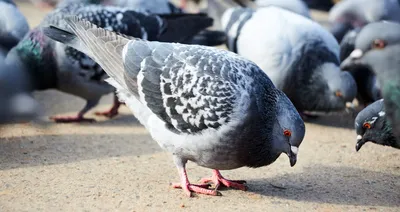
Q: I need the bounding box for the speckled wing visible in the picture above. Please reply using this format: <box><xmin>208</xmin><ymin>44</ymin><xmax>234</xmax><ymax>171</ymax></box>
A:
<box><xmin>43</xmin><ymin>4</ymin><xmax>164</xmax><ymax>83</ymax></box>
<box><xmin>60</xmin><ymin>17</ymin><xmax>260</xmax><ymax>134</ymax></box>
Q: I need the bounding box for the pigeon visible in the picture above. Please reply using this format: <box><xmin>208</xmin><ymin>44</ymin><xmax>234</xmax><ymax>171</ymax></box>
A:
<box><xmin>221</xmin><ymin>6</ymin><xmax>357</xmax><ymax>116</ymax></box>
<box><xmin>340</xmin><ymin>28</ymin><xmax>381</xmax><ymax>106</ymax></box>
<box><xmin>44</xmin><ymin>16</ymin><xmax>306</xmax><ymax>196</ymax></box>
<box><xmin>5</xmin><ymin>4</ymin><xmax>216</xmax><ymax>123</ymax></box>
<box><xmin>0</xmin><ymin>55</ymin><xmax>39</xmax><ymax>124</ymax></box>
<box><xmin>0</xmin><ymin>0</ymin><xmax>30</xmax><ymax>52</ymax></box>
<box><xmin>329</xmin><ymin>0</ymin><xmax>400</xmax><ymax>42</ymax></box>
<box><xmin>341</xmin><ymin>21</ymin><xmax>400</xmax><ymax>149</ymax></box>
<box><xmin>354</xmin><ymin>99</ymin><xmax>399</xmax><ymax>151</ymax></box>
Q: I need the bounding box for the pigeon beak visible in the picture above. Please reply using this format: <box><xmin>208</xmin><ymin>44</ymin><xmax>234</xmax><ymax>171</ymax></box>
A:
<box><xmin>289</xmin><ymin>146</ymin><xmax>298</xmax><ymax>167</ymax></box>
<box><xmin>340</xmin><ymin>49</ymin><xmax>364</xmax><ymax>70</ymax></box>
<box><xmin>355</xmin><ymin>135</ymin><xmax>366</xmax><ymax>151</ymax></box>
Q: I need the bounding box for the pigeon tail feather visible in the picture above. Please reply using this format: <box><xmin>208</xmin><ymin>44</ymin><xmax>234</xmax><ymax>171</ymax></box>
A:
<box><xmin>44</xmin><ymin>16</ymin><xmax>133</xmax><ymax>91</ymax></box>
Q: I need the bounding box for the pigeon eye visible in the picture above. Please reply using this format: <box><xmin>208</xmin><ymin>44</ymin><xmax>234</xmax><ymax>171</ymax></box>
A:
<box><xmin>335</xmin><ymin>91</ymin><xmax>343</xmax><ymax>97</ymax></box>
<box><xmin>283</xmin><ymin>130</ymin><xmax>292</xmax><ymax>137</ymax></box>
<box><xmin>372</xmin><ymin>39</ymin><xmax>386</xmax><ymax>49</ymax></box>
<box><xmin>363</xmin><ymin>122</ymin><xmax>371</xmax><ymax>129</ymax></box>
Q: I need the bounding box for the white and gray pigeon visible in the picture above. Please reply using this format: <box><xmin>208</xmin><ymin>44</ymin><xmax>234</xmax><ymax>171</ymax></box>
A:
<box><xmin>329</xmin><ymin>0</ymin><xmax>400</xmax><ymax>42</ymax></box>
<box><xmin>354</xmin><ymin>99</ymin><xmax>399</xmax><ymax>151</ymax></box>
<box><xmin>341</xmin><ymin>21</ymin><xmax>400</xmax><ymax>150</ymax></box>
<box><xmin>340</xmin><ymin>28</ymin><xmax>381</xmax><ymax>106</ymax></box>
<box><xmin>221</xmin><ymin>6</ymin><xmax>357</xmax><ymax>117</ymax></box>
<box><xmin>0</xmin><ymin>0</ymin><xmax>30</xmax><ymax>53</ymax></box>
<box><xmin>206</xmin><ymin>0</ymin><xmax>309</xmax><ymax>31</ymax></box>
<box><xmin>44</xmin><ymin>16</ymin><xmax>306</xmax><ymax>196</ymax></box>
<box><xmin>5</xmin><ymin>3</ymin><xmax>215</xmax><ymax>123</ymax></box>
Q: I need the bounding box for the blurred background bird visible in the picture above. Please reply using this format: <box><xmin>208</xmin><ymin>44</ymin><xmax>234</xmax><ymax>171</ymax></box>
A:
<box><xmin>341</xmin><ymin>21</ymin><xmax>400</xmax><ymax>151</ymax></box>
<box><xmin>0</xmin><ymin>0</ymin><xmax>30</xmax><ymax>53</ymax></box>
<box><xmin>4</xmin><ymin>2</ymin><xmax>222</xmax><ymax>123</ymax></box>
<box><xmin>329</xmin><ymin>0</ymin><xmax>400</xmax><ymax>42</ymax></box>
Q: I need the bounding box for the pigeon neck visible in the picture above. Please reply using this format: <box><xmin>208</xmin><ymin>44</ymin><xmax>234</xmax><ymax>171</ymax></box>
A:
<box><xmin>242</xmin><ymin>88</ymin><xmax>281</xmax><ymax>167</ymax></box>
<box><xmin>14</xmin><ymin>30</ymin><xmax>58</xmax><ymax>91</ymax></box>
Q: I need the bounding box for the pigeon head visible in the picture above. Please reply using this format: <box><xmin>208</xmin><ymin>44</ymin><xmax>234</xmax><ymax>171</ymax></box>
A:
<box><xmin>354</xmin><ymin>99</ymin><xmax>397</xmax><ymax>151</ymax></box>
<box><xmin>272</xmin><ymin>90</ymin><xmax>305</xmax><ymax>167</ymax></box>
<box><xmin>290</xmin><ymin>61</ymin><xmax>357</xmax><ymax>113</ymax></box>
<box><xmin>321</xmin><ymin>64</ymin><xmax>357</xmax><ymax>110</ymax></box>
<box><xmin>341</xmin><ymin>21</ymin><xmax>400</xmax><ymax>77</ymax></box>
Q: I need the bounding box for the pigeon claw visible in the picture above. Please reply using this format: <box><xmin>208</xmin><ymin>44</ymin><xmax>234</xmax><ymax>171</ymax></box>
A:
<box><xmin>172</xmin><ymin>183</ymin><xmax>219</xmax><ymax>197</ymax></box>
<box><xmin>50</xmin><ymin>115</ymin><xmax>96</xmax><ymax>123</ymax></box>
<box><xmin>200</xmin><ymin>170</ymin><xmax>248</xmax><ymax>191</ymax></box>
<box><xmin>94</xmin><ymin>109</ymin><xmax>119</xmax><ymax>118</ymax></box>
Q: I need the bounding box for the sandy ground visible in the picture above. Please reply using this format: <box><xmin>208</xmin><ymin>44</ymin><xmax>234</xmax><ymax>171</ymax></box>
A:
<box><xmin>0</xmin><ymin>1</ymin><xmax>399</xmax><ymax>211</ymax></box>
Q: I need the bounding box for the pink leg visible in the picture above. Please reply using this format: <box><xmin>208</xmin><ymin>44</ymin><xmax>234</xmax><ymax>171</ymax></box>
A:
<box><xmin>50</xmin><ymin>113</ymin><xmax>95</xmax><ymax>123</ymax></box>
<box><xmin>172</xmin><ymin>168</ymin><xmax>219</xmax><ymax>197</ymax></box>
<box><xmin>95</xmin><ymin>94</ymin><xmax>121</xmax><ymax>118</ymax></box>
<box><xmin>201</xmin><ymin>170</ymin><xmax>247</xmax><ymax>191</ymax></box>
<box><xmin>50</xmin><ymin>99</ymin><xmax>97</xmax><ymax>123</ymax></box>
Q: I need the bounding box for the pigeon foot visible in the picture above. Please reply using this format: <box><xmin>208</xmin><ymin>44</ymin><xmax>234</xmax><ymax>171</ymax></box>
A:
<box><xmin>94</xmin><ymin>108</ymin><xmax>119</xmax><ymax>118</ymax></box>
<box><xmin>173</xmin><ymin>167</ymin><xmax>220</xmax><ymax>197</ymax></box>
<box><xmin>95</xmin><ymin>95</ymin><xmax>122</xmax><ymax>118</ymax></box>
<box><xmin>50</xmin><ymin>115</ymin><xmax>95</xmax><ymax>123</ymax></box>
<box><xmin>200</xmin><ymin>170</ymin><xmax>247</xmax><ymax>191</ymax></box>
<box><xmin>172</xmin><ymin>183</ymin><xmax>218</xmax><ymax>197</ymax></box>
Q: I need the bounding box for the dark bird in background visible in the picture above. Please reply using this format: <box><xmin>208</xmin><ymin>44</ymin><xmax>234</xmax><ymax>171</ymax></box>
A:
<box><xmin>0</xmin><ymin>0</ymin><xmax>30</xmax><ymax>53</ymax></box>
<box><xmin>341</xmin><ymin>21</ymin><xmax>400</xmax><ymax>150</ymax></box>
<box><xmin>329</xmin><ymin>0</ymin><xmax>400</xmax><ymax>42</ymax></box>
<box><xmin>354</xmin><ymin>99</ymin><xmax>398</xmax><ymax>151</ymax></box>
<box><xmin>44</xmin><ymin>16</ymin><xmax>305</xmax><ymax>196</ymax></box>
<box><xmin>340</xmin><ymin>28</ymin><xmax>381</xmax><ymax>107</ymax></box>
<box><xmin>5</xmin><ymin>3</ymin><xmax>217</xmax><ymax>123</ymax></box>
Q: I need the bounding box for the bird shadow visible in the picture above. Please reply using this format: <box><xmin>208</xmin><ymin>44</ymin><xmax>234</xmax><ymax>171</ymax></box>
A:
<box><xmin>247</xmin><ymin>165</ymin><xmax>400</xmax><ymax>207</ymax></box>
<box><xmin>0</xmin><ymin>132</ymin><xmax>161</xmax><ymax>171</ymax></box>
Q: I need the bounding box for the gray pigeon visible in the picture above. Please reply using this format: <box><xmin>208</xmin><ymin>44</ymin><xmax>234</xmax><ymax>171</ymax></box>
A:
<box><xmin>341</xmin><ymin>21</ymin><xmax>400</xmax><ymax>149</ymax></box>
<box><xmin>44</xmin><ymin>16</ymin><xmax>305</xmax><ymax>196</ymax></box>
<box><xmin>0</xmin><ymin>0</ymin><xmax>30</xmax><ymax>51</ymax></box>
<box><xmin>329</xmin><ymin>0</ymin><xmax>400</xmax><ymax>42</ymax></box>
<box><xmin>221</xmin><ymin>6</ymin><xmax>357</xmax><ymax>117</ymax></box>
<box><xmin>5</xmin><ymin>3</ymin><xmax>215</xmax><ymax>123</ymax></box>
<box><xmin>354</xmin><ymin>99</ymin><xmax>398</xmax><ymax>151</ymax></box>
<box><xmin>340</xmin><ymin>28</ymin><xmax>381</xmax><ymax>106</ymax></box>
<box><xmin>0</xmin><ymin>56</ymin><xmax>39</xmax><ymax>124</ymax></box>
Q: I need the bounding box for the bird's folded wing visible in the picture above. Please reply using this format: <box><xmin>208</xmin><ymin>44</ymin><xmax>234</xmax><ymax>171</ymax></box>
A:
<box><xmin>57</xmin><ymin>17</ymin><xmax>255</xmax><ymax>134</ymax></box>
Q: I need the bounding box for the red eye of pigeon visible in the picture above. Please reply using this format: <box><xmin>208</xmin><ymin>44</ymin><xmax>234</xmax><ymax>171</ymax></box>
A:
<box><xmin>372</xmin><ymin>39</ymin><xmax>386</xmax><ymax>49</ymax></box>
<box><xmin>283</xmin><ymin>130</ymin><xmax>292</xmax><ymax>137</ymax></box>
<box><xmin>363</xmin><ymin>122</ymin><xmax>371</xmax><ymax>129</ymax></box>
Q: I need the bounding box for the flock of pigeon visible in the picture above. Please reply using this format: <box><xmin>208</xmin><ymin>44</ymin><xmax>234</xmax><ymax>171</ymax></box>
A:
<box><xmin>0</xmin><ymin>0</ymin><xmax>399</xmax><ymax>197</ymax></box>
